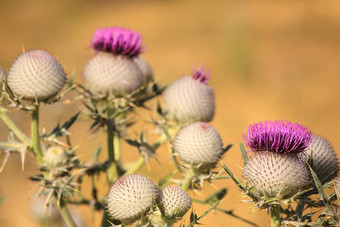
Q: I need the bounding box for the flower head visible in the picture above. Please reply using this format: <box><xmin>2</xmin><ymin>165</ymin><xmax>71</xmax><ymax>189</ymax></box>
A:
<box><xmin>107</xmin><ymin>174</ymin><xmax>159</xmax><ymax>223</ymax></box>
<box><xmin>91</xmin><ymin>27</ymin><xmax>142</xmax><ymax>57</ymax></box>
<box><xmin>157</xmin><ymin>185</ymin><xmax>192</xmax><ymax>220</ymax></box>
<box><xmin>244</xmin><ymin>120</ymin><xmax>312</xmax><ymax>154</ymax></box>
<box><xmin>192</xmin><ymin>65</ymin><xmax>210</xmax><ymax>84</ymax></box>
<box><xmin>7</xmin><ymin>50</ymin><xmax>66</xmax><ymax>101</ymax></box>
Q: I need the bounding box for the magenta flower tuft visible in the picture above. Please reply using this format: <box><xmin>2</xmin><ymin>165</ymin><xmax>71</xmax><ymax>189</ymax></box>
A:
<box><xmin>91</xmin><ymin>27</ymin><xmax>142</xmax><ymax>57</ymax></box>
<box><xmin>244</xmin><ymin>120</ymin><xmax>312</xmax><ymax>154</ymax></box>
<box><xmin>192</xmin><ymin>65</ymin><xmax>210</xmax><ymax>84</ymax></box>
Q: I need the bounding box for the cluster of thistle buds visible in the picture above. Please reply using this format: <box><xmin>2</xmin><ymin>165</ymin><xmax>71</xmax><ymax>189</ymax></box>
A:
<box><xmin>1</xmin><ymin>24</ymin><xmax>339</xmax><ymax>227</ymax></box>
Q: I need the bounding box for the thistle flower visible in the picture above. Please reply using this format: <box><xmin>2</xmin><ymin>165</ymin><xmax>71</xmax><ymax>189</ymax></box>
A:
<box><xmin>244</xmin><ymin>120</ymin><xmax>312</xmax><ymax>154</ymax></box>
<box><xmin>83</xmin><ymin>53</ymin><xmax>143</xmax><ymax>95</ymax></box>
<box><xmin>162</xmin><ymin>65</ymin><xmax>215</xmax><ymax>122</ymax></box>
<box><xmin>0</xmin><ymin>67</ymin><xmax>6</xmax><ymax>82</ymax></box>
<box><xmin>7</xmin><ymin>50</ymin><xmax>66</xmax><ymax>101</ymax></box>
<box><xmin>91</xmin><ymin>27</ymin><xmax>142</xmax><ymax>57</ymax></box>
<box><xmin>107</xmin><ymin>174</ymin><xmax>159</xmax><ymax>223</ymax></box>
<box><xmin>174</xmin><ymin>122</ymin><xmax>223</xmax><ymax>169</ymax></box>
<box><xmin>243</xmin><ymin>152</ymin><xmax>310</xmax><ymax>198</ymax></box>
<box><xmin>335</xmin><ymin>177</ymin><xmax>340</xmax><ymax>195</ymax></box>
<box><xmin>299</xmin><ymin>135</ymin><xmax>339</xmax><ymax>184</ymax></box>
<box><xmin>84</xmin><ymin>27</ymin><xmax>144</xmax><ymax>96</ymax></box>
<box><xmin>157</xmin><ymin>185</ymin><xmax>192</xmax><ymax>220</ymax></box>
<box><xmin>133</xmin><ymin>57</ymin><xmax>153</xmax><ymax>82</ymax></box>
<box><xmin>43</xmin><ymin>146</ymin><xmax>67</xmax><ymax>167</ymax></box>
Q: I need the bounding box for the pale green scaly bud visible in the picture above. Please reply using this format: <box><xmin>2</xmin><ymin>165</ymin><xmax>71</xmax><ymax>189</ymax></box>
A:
<box><xmin>43</xmin><ymin>146</ymin><xmax>67</xmax><ymax>167</ymax></box>
<box><xmin>133</xmin><ymin>57</ymin><xmax>153</xmax><ymax>83</ymax></box>
<box><xmin>300</xmin><ymin>135</ymin><xmax>339</xmax><ymax>184</ymax></box>
<box><xmin>243</xmin><ymin>152</ymin><xmax>311</xmax><ymax>199</ymax></box>
<box><xmin>83</xmin><ymin>53</ymin><xmax>143</xmax><ymax>96</ymax></box>
<box><xmin>7</xmin><ymin>50</ymin><xmax>66</xmax><ymax>101</ymax></box>
<box><xmin>157</xmin><ymin>185</ymin><xmax>192</xmax><ymax>220</ymax></box>
<box><xmin>162</xmin><ymin>66</ymin><xmax>215</xmax><ymax>122</ymax></box>
<box><xmin>107</xmin><ymin>174</ymin><xmax>159</xmax><ymax>223</ymax></box>
<box><xmin>174</xmin><ymin>122</ymin><xmax>223</xmax><ymax>170</ymax></box>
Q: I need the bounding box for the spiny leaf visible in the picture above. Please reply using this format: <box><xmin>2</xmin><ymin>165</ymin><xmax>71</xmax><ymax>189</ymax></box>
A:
<box><xmin>158</xmin><ymin>170</ymin><xmax>177</xmax><ymax>187</ymax></box>
<box><xmin>239</xmin><ymin>143</ymin><xmax>248</xmax><ymax>166</ymax></box>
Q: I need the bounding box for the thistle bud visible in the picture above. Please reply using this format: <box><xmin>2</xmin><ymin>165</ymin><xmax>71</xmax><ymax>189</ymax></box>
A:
<box><xmin>7</xmin><ymin>50</ymin><xmax>66</xmax><ymax>101</ymax></box>
<box><xmin>243</xmin><ymin>152</ymin><xmax>310</xmax><ymax>198</ymax></box>
<box><xmin>83</xmin><ymin>53</ymin><xmax>143</xmax><ymax>95</ymax></box>
<box><xmin>157</xmin><ymin>185</ymin><xmax>192</xmax><ymax>220</ymax></box>
<box><xmin>0</xmin><ymin>67</ymin><xmax>6</xmax><ymax>82</ymax></box>
<box><xmin>133</xmin><ymin>57</ymin><xmax>153</xmax><ymax>82</ymax></box>
<box><xmin>174</xmin><ymin>122</ymin><xmax>223</xmax><ymax>169</ymax></box>
<box><xmin>162</xmin><ymin>66</ymin><xmax>215</xmax><ymax>122</ymax></box>
<box><xmin>85</xmin><ymin>27</ymin><xmax>144</xmax><ymax>96</ymax></box>
<box><xmin>300</xmin><ymin>135</ymin><xmax>339</xmax><ymax>184</ymax></box>
<box><xmin>107</xmin><ymin>174</ymin><xmax>159</xmax><ymax>223</ymax></box>
<box><xmin>242</xmin><ymin>120</ymin><xmax>312</xmax><ymax>199</ymax></box>
<box><xmin>43</xmin><ymin>146</ymin><xmax>67</xmax><ymax>167</ymax></box>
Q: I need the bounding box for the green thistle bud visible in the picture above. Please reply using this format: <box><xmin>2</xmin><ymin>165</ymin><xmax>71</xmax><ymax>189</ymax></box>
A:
<box><xmin>107</xmin><ymin>174</ymin><xmax>159</xmax><ymax>223</ymax></box>
<box><xmin>7</xmin><ymin>50</ymin><xmax>66</xmax><ymax>101</ymax></box>
<box><xmin>157</xmin><ymin>185</ymin><xmax>192</xmax><ymax>220</ymax></box>
<box><xmin>43</xmin><ymin>146</ymin><xmax>67</xmax><ymax>167</ymax></box>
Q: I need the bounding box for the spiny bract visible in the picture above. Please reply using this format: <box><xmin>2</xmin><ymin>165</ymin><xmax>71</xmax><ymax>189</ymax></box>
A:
<box><xmin>157</xmin><ymin>185</ymin><xmax>192</xmax><ymax>220</ymax></box>
<box><xmin>242</xmin><ymin>152</ymin><xmax>310</xmax><ymax>199</ymax></box>
<box><xmin>107</xmin><ymin>174</ymin><xmax>159</xmax><ymax>223</ymax></box>
<box><xmin>300</xmin><ymin>135</ymin><xmax>339</xmax><ymax>184</ymax></box>
<box><xmin>174</xmin><ymin>122</ymin><xmax>223</xmax><ymax>169</ymax></box>
<box><xmin>162</xmin><ymin>66</ymin><xmax>215</xmax><ymax>122</ymax></box>
<box><xmin>7</xmin><ymin>50</ymin><xmax>66</xmax><ymax>101</ymax></box>
<box><xmin>83</xmin><ymin>53</ymin><xmax>143</xmax><ymax>96</ymax></box>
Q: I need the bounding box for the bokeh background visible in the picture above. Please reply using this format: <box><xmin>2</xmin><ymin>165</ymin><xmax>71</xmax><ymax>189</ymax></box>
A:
<box><xmin>0</xmin><ymin>0</ymin><xmax>340</xmax><ymax>226</ymax></box>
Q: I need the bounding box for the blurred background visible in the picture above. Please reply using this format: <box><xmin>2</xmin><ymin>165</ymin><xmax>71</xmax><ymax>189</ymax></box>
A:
<box><xmin>0</xmin><ymin>0</ymin><xmax>340</xmax><ymax>226</ymax></box>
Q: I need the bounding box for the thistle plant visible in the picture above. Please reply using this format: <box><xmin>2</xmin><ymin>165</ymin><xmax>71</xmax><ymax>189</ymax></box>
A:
<box><xmin>2</xmin><ymin>25</ymin><xmax>338</xmax><ymax>227</ymax></box>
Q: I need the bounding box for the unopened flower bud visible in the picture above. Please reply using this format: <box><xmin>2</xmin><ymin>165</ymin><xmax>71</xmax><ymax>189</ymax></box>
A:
<box><xmin>133</xmin><ymin>57</ymin><xmax>153</xmax><ymax>82</ymax></box>
<box><xmin>174</xmin><ymin>122</ymin><xmax>223</xmax><ymax>169</ymax></box>
<box><xmin>162</xmin><ymin>66</ymin><xmax>215</xmax><ymax>122</ymax></box>
<box><xmin>7</xmin><ymin>50</ymin><xmax>66</xmax><ymax>101</ymax></box>
<box><xmin>83</xmin><ymin>53</ymin><xmax>143</xmax><ymax>96</ymax></box>
<box><xmin>300</xmin><ymin>135</ymin><xmax>339</xmax><ymax>184</ymax></box>
<box><xmin>107</xmin><ymin>174</ymin><xmax>159</xmax><ymax>223</ymax></box>
<box><xmin>157</xmin><ymin>185</ymin><xmax>192</xmax><ymax>220</ymax></box>
<box><xmin>43</xmin><ymin>146</ymin><xmax>67</xmax><ymax>167</ymax></box>
<box><xmin>243</xmin><ymin>152</ymin><xmax>310</xmax><ymax>199</ymax></box>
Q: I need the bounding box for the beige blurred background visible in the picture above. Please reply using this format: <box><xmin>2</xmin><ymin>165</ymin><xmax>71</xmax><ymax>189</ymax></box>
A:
<box><xmin>0</xmin><ymin>0</ymin><xmax>340</xmax><ymax>226</ymax></box>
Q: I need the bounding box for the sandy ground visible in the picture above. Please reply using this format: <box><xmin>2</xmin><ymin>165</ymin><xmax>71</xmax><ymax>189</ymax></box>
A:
<box><xmin>0</xmin><ymin>0</ymin><xmax>340</xmax><ymax>226</ymax></box>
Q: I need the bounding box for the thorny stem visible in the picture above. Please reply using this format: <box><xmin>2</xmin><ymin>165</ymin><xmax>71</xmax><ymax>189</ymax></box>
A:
<box><xmin>0</xmin><ymin>108</ymin><xmax>30</xmax><ymax>145</ymax></box>
<box><xmin>270</xmin><ymin>205</ymin><xmax>281</xmax><ymax>227</ymax></box>
<box><xmin>182</xmin><ymin>165</ymin><xmax>196</xmax><ymax>191</ymax></box>
<box><xmin>125</xmin><ymin>155</ymin><xmax>146</xmax><ymax>175</ymax></box>
<box><xmin>114</xmin><ymin>132</ymin><xmax>120</xmax><ymax>161</ymax></box>
<box><xmin>31</xmin><ymin>104</ymin><xmax>43</xmax><ymax>165</ymax></box>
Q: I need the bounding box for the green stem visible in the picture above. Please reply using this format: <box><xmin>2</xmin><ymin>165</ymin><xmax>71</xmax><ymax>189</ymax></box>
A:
<box><xmin>0</xmin><ymin>108</ymin><xmax>30</xmax><ymax>145</ymax></box>
<box><xmin>107</xmin><ymin>122</ymin><xmax>118</xmax><ymax>183</ymax></box>
<box><xmin>58</xmin><ymin>196</ymin><xmax>77</xmax><ymax>227</ymax></box>
<box><xmin>113</xmin><ymin>133</ymin><xmax>120</xmax><ymax>161</ymax></box>
<box><xmin>182</xmin><ymin>165</ymin><xmax>196</xmax><ymax>191</ymax></box>
<box><xmin>125</xmin><ymin>155</ymin><xmax>146</xmax><ymax>175</ymax></box>
<box><xmin>270</xmin><ymin>205</ymin><xmax>281</xmax><ymax>227</ymax></box>
<box><xmin>31</xmin><ymin>104</ymin><xmax>43</xmax><ymax>165</ymax></box>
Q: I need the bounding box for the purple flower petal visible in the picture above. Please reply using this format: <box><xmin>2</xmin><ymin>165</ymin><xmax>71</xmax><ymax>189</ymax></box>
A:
<box><xmin>91</xmin><ymin>27</ymin><xmax>142</xmax><ymax>57</ymax></box>
<box><xmin>192</xmin><ymin>65</ymin><xmax>210</xmax><ymax>84</ymax></box>
<box><xmin>243</xmin><ymin>120</ymin><xmax>312</xmax><ymax>154</ymax></box>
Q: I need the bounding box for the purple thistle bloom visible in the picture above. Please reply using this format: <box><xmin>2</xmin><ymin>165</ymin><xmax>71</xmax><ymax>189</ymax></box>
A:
<box><xmin>192</xmin><ymin>65</ymin><xmax>210</xmax><ymax>84</ymax></box>
<box><xmin>244</xmin><ymin>120</ymin><xmax>312</xmax><ymax>154</ymax></box>
<box><xmin>91</xmin><ymin>27</ymin><xmax>142</xmax><ymax>57</ymax></box>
